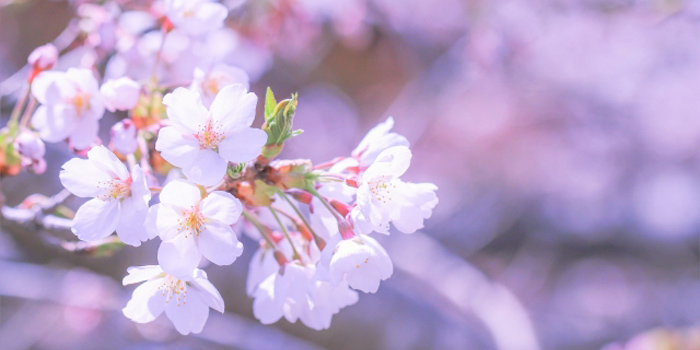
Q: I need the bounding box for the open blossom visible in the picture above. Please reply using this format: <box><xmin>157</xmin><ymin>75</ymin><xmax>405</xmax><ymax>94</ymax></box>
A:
<box><xmin>156</xmin><ymin>85</ymin><xmax>267</xmax><ymax>186</ymax></box>
<box><xmin>165</xmin><ymin>0</ymin><xmax>228</xmax><ymax>36</ymax></box>
<box><xmin>355</xmin><ymin>146</ymin><xmax>438</xmax><ymax>234</ymax></box>
<box><xmin>122</xmin><ymin>265</ymin><xmax>224</xmax><ymax>335</ymax></box>
<box><xmin>31</xmin><ymin>68</ymin><xmax>105</xmax><ymax>149</ymax></box>
<box><xmin>327</xmin><ymin>234</ymin><xmax>393</xmax><ymax>293</ymax></box>
<box><xmin>147</xmin><ymin>179</ymin><xmax>244</xmax><ymax>276</ymax></box>
<box><xmin>252</xmin><ymin>261</ymin><xmax>357</xmax><ymax>330</ymax></box>
<box><xmin>100</xmin><ymin>77</ymin><xmax>141</xmax><ymax>112</ymax></box>
<box><xmin>190</xmin><ymin>64</ymin><xmax>249</xmax><ymax>107</ymax></box>
<box><xmin>59</xmin><ymin>146</ymin><xmax>151</xmax><ymax>246</ymax></box>
<box><xmin>352</xmin><ymin>116</ymin><xmax>409</xmax><ymax>168</ymax></box>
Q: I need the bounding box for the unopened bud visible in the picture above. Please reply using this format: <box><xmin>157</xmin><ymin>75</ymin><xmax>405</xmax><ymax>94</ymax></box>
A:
<box><xmin>110</xmin><ymin>119</ymin><xmax>138</xmax><ymax>155</ymax></box>
<box><xmin>330</xmin><ymin>199</ymin><xmax>351</xmax><ymax>217</ymax></box>
<box><xmin>101</xmin><ymin>77</ymin><xmax>141</xmax><ymax>112</ymax></box>
<box><xmin>273</xmin><ymin>250</ymin><xmax>288</xmax><ymax>266</ymax></box>
<box><xmin>15</xmin><ymin>131</ymin><xmax>45</xmax><ymax>160</ymax></box>
<box><xmin>28</xmin><ymin>44</ymin><xmax>58</xmax><ymax>72</ymax></box>
<box><xmin>286</xmin><ymin>189</ymin><xmax>313</xmax><ymax>205</ymax></box>
<box><xmin>338</xmin><ymin>219</ymin><xmax>355</xmax><ymax>240</ymax></box>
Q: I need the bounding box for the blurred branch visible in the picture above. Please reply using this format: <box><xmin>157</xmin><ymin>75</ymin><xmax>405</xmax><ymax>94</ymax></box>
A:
<box><xmin>386</xmin><ymin>231</ymin><xmax>540</xmax><ymax>350</ymax></box>
<box><xmin>0</xmin><ymin>189</ymin><xmax>73</xmax><ymax>236</ymax></box>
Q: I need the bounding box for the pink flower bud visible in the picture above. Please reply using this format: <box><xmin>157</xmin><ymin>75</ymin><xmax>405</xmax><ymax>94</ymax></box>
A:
<box><xmin>27</xmin><ymin>44</ymin><xmax>58</xmax><ymax>71</ymax></box>
<box><xmin>15</xmin><ymin>131</ymin><xmax>45</xmax><ymax>160</ymax></box>
<box><xmin>286</xmin><ymin>189</ymin><xmax>313</xmax><ymax>205</ymax></box>
<box><xmin>100</xmin><ymin>77</ymin><xmax>141</xmax><ymax>112</ymax></box>
<box><xmin>110</xmin><ymin>119</ymin><xmax>138</xmax><ymax>155</ymax></box>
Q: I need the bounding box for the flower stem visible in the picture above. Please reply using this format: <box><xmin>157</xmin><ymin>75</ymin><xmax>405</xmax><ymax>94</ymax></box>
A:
<box><xmin>267</xmin><ymin>205</ymin><xmax>301</xmax><ymax>260</ymax></box>
<box><xmin>242</xmin><ymin>209</ymin><xmax>275</xmax><ymax>249</ymax></box>
<box><xmin>276</xmin><ymin>189</ymin><xmax>325</xmax><ymax>248</ymax></box>
<box><xmin>19</xmin><ymin>95</ymin><xmax>37</xmax><ymax>129</ymax></box>
<box><xmin>7</xmin><ymin>85</ymin><xmax>30</xmax><ymax>134</ymax></box>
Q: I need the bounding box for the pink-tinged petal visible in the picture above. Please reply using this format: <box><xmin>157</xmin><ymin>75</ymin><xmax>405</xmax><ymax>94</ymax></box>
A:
<box><xmin>164</xmin><ymin>286</ymin><xmax>209</xmax><ymax>335</ymax></box>
<box><xmin>123</xmin><ymin>265</ymin><xmax>163</xmax><ymax>285</ymax></box>
<box><xmin>198</xmin><ymin>222</ymin><xmax>243</xmax><ymax>266</ymax></box>
<box><xmin>158</xmin><ymin>234</ymin><xmax>201</xmax><ymax>277</ymax></box>
<box><xmin>209</xmin><ymin>84</ymin><xmax>257</xmax><ymax>131</ymax></box>
<box><xmin>65</xmin><ymin>68</ymin><xmax>99</xmax><ymax>94</ymax></box>
<box><xmin>181</xmin><ymin>149</ymin><xmax>227</xmax><ymax>186</ymax></box>
<box><xmin>218</xmin><ymin>127</ymin><xmax>267</xmax><ymax>163</ymax></box>
<box><xmin>199</xmin><ymin>191</ymin><xmax>242</xmax><ymax>225</ymax></box>
<box><xmin>60</xmin><ymin>159</ymin><xmax>112</xmax><ymax>197</ymax></box>
<box><xmin>68</xmin><ymin>117</ymin><xmax>99</xmax><ymax>150</ymax></box>
<box><xmin>362</xmin><ymin>146</ymin><xmax>412</xmax><ymax>181</ymax></box>
<box><xmin>86</xmin><ymin>145</ymin><xmax>130</xmax><ymax>180</ymax></box>
<box><xmin>159</xmin><ymin>179</ymin><xmax>202</xmax><ymax>207</ymax></box>
<box><xmin>72</xmin><ymin>198</ymin><xmax>120</xmax><ymax>241</ymax></box>
<box><xmin>123</xmin><ymin>279</ymin><xmax>167</xmax><ymax>323</ymax></box>
<box><xmin>162</xmin><ymin>87</ymin><xmax>207</xmax><ymax>132</ymax></box>
<box><xmin>31</xmin><ymin>71</ymin><xmax>71</xmax><ymax>104</ymax></box>
<box><xmin>351</xmin><ymin>117</ymin><xmax>410</xmax><ymax>167</ymax></box>
<box><xmin>116</xmin><ymin>197</ymin><xmax>150</xmax><ymax>247</ymax></box>
<box><xmin>35</xmin><ymin>104</ymin><xmax>77</xmax><ymax>143</ymax></box>
<box><xmin>191</xmin><ymin>269</ymin><xmax>225</xmax><ymax>313</ymax></box>
<box><xmin>155</xmin><ymin>126</ymin><xmax>200</xmax><ymax>169</ymax></box>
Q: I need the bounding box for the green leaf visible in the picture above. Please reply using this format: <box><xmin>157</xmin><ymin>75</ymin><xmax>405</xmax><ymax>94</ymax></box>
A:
<box><xmin>264</xmin><ymin>87</ymin><xmax>277</xmax><ymax>122</ymax></box>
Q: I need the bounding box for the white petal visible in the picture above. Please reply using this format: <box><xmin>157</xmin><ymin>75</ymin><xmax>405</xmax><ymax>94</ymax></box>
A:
<box><xmin>158</xmin><ymin>234</ymin><xmax>201</xmax><ymax>277</ymax></box>
<box><xmin>252</xmin><ymin>274</ymin><xmax>284</xmax><ymax>324</ymax></box>
<box><xmin>198</xmin><ymin>222</ymin><xmax>243</xmax><ymax>266</ymax></box>
<box><xmin>150</xmin><ymin>203</ymin><xmax>184</xmax><ymax>241</ymax></box>
<box><xmin>155</xmin><ymin>126</ymin><xmax>200</xmax><ymax>169</ymax></box>
<box><xmin>60</xmin><ymin>159</ymin><xmax>111</xmax><ymax>198</ymax></box>
<box><xmin>72</xmin><ymin>199</ymin><xmax>120</xmax><ymax>241</ymax></box>
<box><xmin>191</xmin><ymin>270</ymin><xmax>225</xmax><ymax>313</ymax></box>
<box><xmin>123</xmin><ymin>279</ymin><xmax>166</xmax><ymax>323</ymax></box>
<box><xmin>34</xmin><ymin>104</ymin><xmax>77</xmax><ymax>143</ymax></box>
<box><xmin>181</xmin><ymin>149</ymin><xmax>227</xmax><ymax>186</ymax></box>
<box><xmin>218</xmin><ymin>127</ymin><xmax>267</xmax><ymax>163</ymax></box>
<box><xmin>87</xmin><ymin>145</ymin><xmax>129</xmax><ymax>180</ymax></box>
<box><xmin>115</xmin><ymin>197</ymin><xmax>150</xmax><ymax>246</ymax></box>
<box><xmin>159</xmin><ymin>179</ymin><xmax>202</xmax><ymax>207</ymax></box>
<box><xmin>164</xmin><ymin>287</ymin><xmax>209</xmax><ymax>335</ymax></box>
<box><xmin>66</xmin><ymin>68</ymin><xmax>99</xmax><ymax>94</ymax></box>
<box><xmin>129</xmin><ymin>165</ymin><xmax>152</xmax><ymax>210</ymax></box>
<box><xmin>363</xmin><ymin>146</ymin><xmax>412</xmax><ymax>181</ymax></box>
<box><xmin>199</xmin><ymin>191</ymin><xmax>242</xmax><ymax>225</ymax></box>
<box><xmin>209</xmin><ymin>84</ymin><xmax>257</xmax><ymax>131</ymax></box>
<box><xmin>391</xmin><ymin>182</ymin><xmax>438</xmax><ymax>234</ymax></box>
<box><xmin>162</xmin><ymin>87</ymin><xmax>207</xmax><ymax>132</ymax></box>
<box><xmin>123</xmin><ymin>265</ymin><xmax>163</xmax><ymax>285</ymax></box>
<box><xmin>31</xmin><ymin>71</ymin><xmax>70</xmax><ymax>104</ymax></box>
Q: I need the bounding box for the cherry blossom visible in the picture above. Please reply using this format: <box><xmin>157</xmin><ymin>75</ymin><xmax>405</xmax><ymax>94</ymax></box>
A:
<box><xmin>31</xmin><ymin>68</ymin><xmax>105</xmax><ymax>149</ymax></box>
<box><xmin>190</xmin><ymin>64</ymin><xmax>249</xmax><ymax>107</ymax></box>
<box><xmin>355</xmin><ymin>146</ymin><xmax>438</xmax><ymax>234</ymax></box>
<box><xmin>100</xmin><ymin>77</ymin><xmax>141</xmax><ymax>112</ymax></box>
<box><xmin>28</xmin><ymin>43</ymin><xmax>58</xmax><ymax>72</ymax></box>
<box><xmin>59</xmin><ymin>146</ymin><xmax>151</xmax><ymax>246</ymax></box>
<box><xmin>327</xmin><ymin>234</ymin><xmax>393</xmax><ymax>293</ymax></box>
<box><xmin>352</xmin><ymin>116</ymin><xmax>409</xmax><ymax>168</ymax></box>
<box><xmin>156</xmin><ymin>85</ymin><xmax>267</xmax><ymax>186</ymax></box>
<box><xmin>110</xmin><ymin>119</ymin><xmax>138</xmax><ymax>155</ymax></box>
<box><xmin>122</xmin><ymin>265</ymin><xmax>225</xmax><ymax>335</ymax></box>
<box><xmin>14</xmin><ymin>131</ymin><xmax>46</xmax><ymax>174</ymax></box>
<box><xmin>146</xmin><ymin>179</ymin><xmax>244</xmax><ymax>276</ymax></box>
<box><xmin>165</xmin><ymin>0</ymin><xmax>229</xmax><ymax>37</ymax></box>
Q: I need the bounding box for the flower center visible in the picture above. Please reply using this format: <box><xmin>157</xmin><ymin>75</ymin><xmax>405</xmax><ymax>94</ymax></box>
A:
<box><xmin>69</xmin><ymin>90</ymin><xmax>91</xmax><ymax>116</ymax></box>
<box><xmin>368</xmin><ymin>175</ymin><xmax>395</xmax><ymax>205</ymax></box>
<box><xmin>178</xmin><ymin>205</ymin><xmax>205</xmax><ymax>238</ymax></box>
<box><xmin>160</xmin><ymin>275</ymin><xmax>188</xmax><ymax>306</ymax></box>
<box><xmin>195</xmin><ymin>119</ymin><xmax>224</xmax><ymax>150</ymax></box>
<box><xmin>96</xmin><ymin>177</ymin><xmax>132</xmax><ymax>201</ymax></box>
<box><xmin>202</xmin><ymin>75</ymin><xmax>222</xmax><ymax>96</ymax></box>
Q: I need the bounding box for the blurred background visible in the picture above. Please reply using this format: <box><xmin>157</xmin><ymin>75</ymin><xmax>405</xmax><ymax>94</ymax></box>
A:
<box><xmin>2</xmin><ymin>0</ymin><xmax>700</xmax><ymax>349</ymax></box>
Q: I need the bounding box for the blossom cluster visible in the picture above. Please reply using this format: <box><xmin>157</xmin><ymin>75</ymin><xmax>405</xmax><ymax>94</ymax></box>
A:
<box><xmin>1</xmin><ymin>0</ymin><xmax>438</xmax><ymax>334</ymax></box>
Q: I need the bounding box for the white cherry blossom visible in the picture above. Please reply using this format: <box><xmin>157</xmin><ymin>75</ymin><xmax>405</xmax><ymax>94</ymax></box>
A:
<box><xmin>352</xmin><ymin>116</ymin><xmax>409</xmax><ymax>168</ymax></box>
<box><xmin>122</xmin><ymin>265</ymin><xmax>224</xmax><ymax>335</ymax></box>
<box><xmin>328</xmin><ymin>234</ymin><xmax>393</xmax><ymax>293</ymax></box>
<box><xmin>253</xmin><ymin>262</ymin><xmax>314</xmax><ymax>326</ymax></box>
<box><xmin>100</xmin><ymin>77</ymin><xmax>141</xmax><ymax>112</ymax></box>
<box><xmin>31</xmin><ymin>68</ymin><xmax>105</xmax><ymax>149</ymax></box>
<box><xmin>156</xmin><ymin>85</ymin><xmax>267</xmax><ymax>186</ymax></box>
<box><xmin>355</xmin><ymin>146</ymin><xmax>438</xmax><ymax>234</ymax></box>
<box><xmin>110</xmin><ymin>119</ymin><xmax>138</xmax><ymax>155</ymax></box>
<box><xmin>59</xmin><ymin>146</ymin><xmax>151</xmax><ymax>246</ymax></box>
<box><xmin>147</xmin><ymin>179</ymin><xmax>244</xmax><ymax>276</ymax></box>
<box><xmin>165</xmin><ymin>0</ymin><xmax>228</xmax><ymax>37</ymax></box>
<box><xmin>191</xmin><ymin>64</ymin><xmax>249</xmax><ymax>107</ymax></box>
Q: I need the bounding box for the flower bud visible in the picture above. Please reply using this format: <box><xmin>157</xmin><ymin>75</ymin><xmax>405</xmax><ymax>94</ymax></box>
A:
<box><xmin>28</xmin><ymin>44</ymin><xmax>58</xmax><ymax>72</ymax></box>
<box><xmin>14</xmin><ymin>131</ymin><xmax>45</xmax><ymax>161</ymax></box>
<box><xmin>286</xmin><ymin>189</ymin><xmax>313</xmax><ymax>205</ymax></box>
<box><xmin>100</xmin><ymin>77</ymin><xmax>141</xmax><ymax>112</ymax></box>
<box><xmin>261</xmin><ymin>89</ymin><xmax>302</xmax><ymax>159</ymax></box>
<box><xmin>110</xmin><ymin>119</ymin><xmax>138</xmax><ymax>155</ymax></box>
